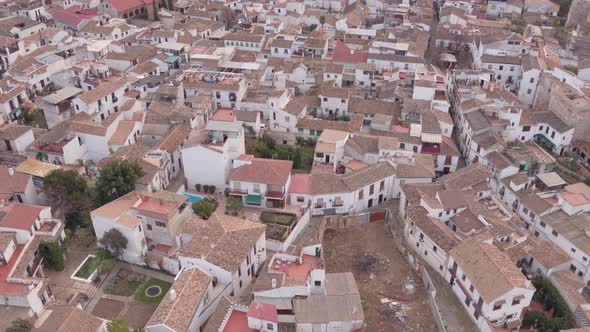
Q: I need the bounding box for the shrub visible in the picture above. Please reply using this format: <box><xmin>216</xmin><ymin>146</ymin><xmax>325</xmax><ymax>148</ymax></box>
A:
<box><xmin>195</xmin><ymin>184</ymin><xmax>201</xmax><ymax>192</ymax></box>
<box><xmin>203</xmin><ymin>185</ymin><xmax>210</xmax><ymax>193</ymax></box>
<box><xmin>192</xmin><ymin>198</ymin><xmax>217</xmax><ymax>219</ymax></box>
<box><xmin>530</xmin><ymin>277</ymin><xmax>575</xmax><ymax>330</ymax></box>
<box><xmin>523</xmin><ymin>310</ymin><xmax>545</xmax><ymax>328</ymax></box>
<box><xmin>39</xmin><ymin>240</ymin><xmax>65</xmax><ymax>271</ymax></box>
<box><xmin>209</xmin><ymin>185</ymin><xmax>216</xmax><ymax>194</ymax></box>
<box><xmin>226</xmin><ymin>196</ymin><xmax>243</xmax><ymax>216</ymax></box>
<box><xmin>6</xmin><ymin>319</ymin><xmax>32</xmax><ymax>332</ymax></box>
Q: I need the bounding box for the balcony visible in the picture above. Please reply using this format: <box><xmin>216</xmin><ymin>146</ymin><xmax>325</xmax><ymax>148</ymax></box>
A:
<box><xmin>421</xmin><ymin>144</ymin><xmax>441</xmax><ymax>154</ymax></box>
<box><xmin>266</xmin><ymin>191</ymin><xmax>285</xmax><ymax>200</ymax></box>
<box><xmin>229</xmin><ymin>189</ymin><xmax>248</xmax><ymax>196</ymax></box>
<box><xmin>314</xmin><ymin>203</ymin><xmax>325</xmax><ymax>209</ymax></box>
<box><xmin>332</xmin><ymin>201</ymin><xmax>344</xmax><ymax>207</ymax></box>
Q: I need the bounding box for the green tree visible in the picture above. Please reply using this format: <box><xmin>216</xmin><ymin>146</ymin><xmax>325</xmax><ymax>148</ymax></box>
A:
<box><xmin>6</xmin><ymin>319</ymin><xmax>33</xmax><ymax>332</ymax></box>
<box><xmin>95</xmin><ymin>160</ymin><xmax>144</xmax><ymax>206</ymax></box>
<box><xmin>319</xmin><ymin>15</ymin><xmax>326</xmax><ymax>26</ymax></box>
<box><xmin>42</xmin><ymin>169</ymin><xmax>92</xmax><ymax>227</ymax></box>
<box><xmin>192</xmin><ymin>198</ymin><xmax>217</xmax><ymax>219</ymax></box>
<box><xmin>39</xmin><ymin>240</ymin><xmax>65</xmax><ymax>271</ymax></box>
<box><xmin>293</xmin><ymin>148</ymin><xmax>303</xmax><ymax>169</ymax></box>
<box><xmin>99</xmin><ymin>228</ymin><xmax>128</xmax><ymax>259</ymax></box>
<box><xmin>107</xmin><ymin>320</ymin><xmax>129</xmax><ymax>332</ymax></box>
<box><xmin>226</xmin><ymin>196</ymin><xmax>243</xmax><ymax>216</ymax></box>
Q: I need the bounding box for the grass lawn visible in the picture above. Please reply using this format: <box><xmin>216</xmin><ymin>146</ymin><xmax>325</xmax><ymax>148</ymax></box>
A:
<box><xmin>134</xmin><ymin>278</ymin><xmax>172</xmax><ymax>305</ymax></box>
<box><xmin>75</xmin><ymin>256</ymin><xmax>98</xmax><ymax>279</ymax></box>
<box><xmin>105</xmin><ymin>269</ymin><xmax>146</xmax><ymax>297</ymax></box>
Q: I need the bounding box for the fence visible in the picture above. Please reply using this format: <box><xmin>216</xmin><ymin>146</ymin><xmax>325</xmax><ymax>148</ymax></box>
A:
<box><xmin>280</xmin><ymin>208</ymin><xmax>311</xmax><ymax>251</ymax></box>
<box><xmin>421</xmin><ymin>266</ymin><xmax>447</xmax><ymax>332</ymax></box>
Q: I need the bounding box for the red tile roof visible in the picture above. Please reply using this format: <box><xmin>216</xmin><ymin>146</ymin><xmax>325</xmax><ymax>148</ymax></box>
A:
<box><xmin>222</xmin><ymin>309</ymin><xmax>249</xmax><ymax>332</ymax></box>
<box><xmin>0</xmin><ymin>204</ymin><xmax>44</xmax><ymax>231</ymax></box>
<box><xmin>0</xmin><ymin>245</ymin><xmax>28</xmax><ymax>295</ymax></box>
<box><xmin>248</xmin><ymin>301</ymin><xmax>278</xmax><ymax>323</ymax></box>
<box><xmin>53</xmin><ymin>6</ymin><xmax>99</xmax><ymax>26</ymax></box>
<box><xmin>332</xmin><ymin>40</ymin><xmax>367</xmax><ymax>64</ymax></box>
<box><xmin>289</xmin><ymin>173</ymin><xmax>311</xmax><ymax>194</ymax></box>
<box><xmin>230</xmin><ymin>158</ymin><xmax>292</xmax><ymax>186</ymax></box>
<box><xmin>107</xmin><ymin>0</ymin><xmax>145</xmax><ymax>13</ymax></box>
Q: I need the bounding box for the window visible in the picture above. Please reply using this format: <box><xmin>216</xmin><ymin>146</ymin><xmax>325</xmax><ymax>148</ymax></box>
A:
<box><xmin>540</xmin><ymin>221</ymin><xmax>546</xmax><ymax>228</ymax></box>
<box><xmin>413</xmin><ymin>146</ymin><xmax>418</xmax><ymax>152</ymax></box>
<box><xmin>147</xmin><ymin>224</ymin><xmax>152</xmax><ymax>230</ymax></box>
<box><xmin>523</xmin><ymin>126</ymin><xmax>531</xmax><ymax>132</ymax></box>
<box><xmin>461</xmin><ymin>274</ymin><xmax>466</xmax><ymax>281</ymax></box>
<box><xmin>439</xmin><ymin>265</ymin><xmax>443</xmax><ymax>271</ymax></box>
<box><xmin>400</xmin><ymin>143</ymin><xmax>405</xmax><ymax>149</ymax></box>
<box><xmin>499</xmin><ymin>65</ymin><xmax>504</xmax><ymax>70</ymax></box>
<box><xmin>570</xmin><ymin>264</ymin><xmax>577</xmax><ymax>273</ymax></box>
<box><xmin>379</xmin><ymin>180</ymin><xmax>385</xmax><ymax>191</ymax></box>
<box><xmin>238</xmin><ymin>267</ymin><xmax>241</xmax><ymax>277</ymax></box>
<box><xmin>433</xmin><ymin>246</ymin><xmax>437</xmax><ymax>253</ymax></box>
<box><xmin>267</xmin><ymin>323</ymin><xmax>274</xmax><ymax>330</ymax></box>
<box><xmin>438</xmin><ymin>212</ymin><xmax>442</xmax><ymax>217</ymax></box>
<box><xmin>552</xmin><ymin>230</ymin><xmax>558</xmax><ymax>237</ymax></box>
<box><xmin>584</xmin><ymin>257</ymin><xmax>588</xmax><ymax>262</ymax></box>
<box><xmin>512</xmin><ymin>298</ymin><xmax>520</xmax><ymax>305</ymax></box>
<box><xmin>529</xmin><ymin>78</ymin><xmax>534</xmax><ymax>83</ymax></box>
<box><xmin>341</xmin><ymin>99</ymin><xmax>345</xmax><ymax>103</ymax></box>
<box><xmin>527</xmin><ymin>89</ymin><xmax>532</xmax><ymax>94</ymax></box>
<box><xmin>510</xmin><ymin>66</ymin><xmax>515</xmax><ymax>71</ymax></box>
<box><xmin>297</xmin><ymin>196</ymin><xmax>305</xmax><ymax>203</ymax></box>
<box><xmin>358</xmin><ymin>190</ymin><xmax>364</xmax><ymax>200</ymax></box>
<box><xmin>369</xmin><ymin>184</ymin><xmax>374</xmax><ymax>195</ymax></box>
<box><xmin>493</xmin><ymin>304</ymin><xmax>502</xmax><ymax>311</ymax></box>
<box><xmin>322</xmin><ymin>97</ymin><xmax>327</xmax><ymax>102</ymax></box>
<box><xmin>571</xmin><ymin>248</ymin><xmax>576</xmax><ymax>253</ymax></box>
<box><xmin>469</xmin><ymin>285</ymin><xmax>474</xmax><ymax>293</ymax></box>
<box><xmin>155</xmin><ymin>221</ymin><xmax>166</xmax><ymax>227</ymax></box>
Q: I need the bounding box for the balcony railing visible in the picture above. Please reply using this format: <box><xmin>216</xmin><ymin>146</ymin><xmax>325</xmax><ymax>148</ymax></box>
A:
<box><xmin>333</xmin><ymin>201</ymin><xmax>344</xmax><ymax>207</ymax></box>
<box><xmin>421</xmin><ymin>145</ymin><xmax>441</xmax><ymax>154</ymax></box>
<box><xmin>229</xmin><ymin>189</ymin><xmax>247</xmax><ymax>196</ymax></box>
<box><xmin>266</xmin><ymin>191</ymin><xmax>284</xmax><ymax>199</ymax></box>
<box><xmin>314</xmin><ymin>203</ymin><xmax>325</xmax><ymax>208</ymax></box>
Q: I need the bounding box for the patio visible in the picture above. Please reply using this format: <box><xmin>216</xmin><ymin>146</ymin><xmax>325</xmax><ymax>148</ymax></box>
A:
<box><xmin>271</xmin><ymin>254</ymin><xmax>321</xmax><ymax>282</ymax></box>
<box><xmin>186</xmin><ymin>192</ymin><xmax>305</xmax><ymax>223</ymax></box>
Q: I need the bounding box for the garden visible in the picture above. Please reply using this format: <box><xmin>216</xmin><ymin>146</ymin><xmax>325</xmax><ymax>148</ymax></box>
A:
<box><xmin>523</xmin><ymin>277</ymin><xmax>575</xmax><ymax>332</ymax></box>
<box><xmin>104</xmin><ymin>269</ymin><xmax>172</xmax><ymax>305</ymax></box>
<box><xmin>259</xmin><ymin>211</ymin><xmax>297</xmax><ymax>241</ymax></box>
<box><xmin>246</xmin><ymin>136</ymin><xmax>315</xmax><ymax>171</ymax></box>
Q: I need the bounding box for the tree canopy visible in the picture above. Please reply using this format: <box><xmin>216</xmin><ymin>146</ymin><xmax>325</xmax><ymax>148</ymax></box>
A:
<box><xmin>42</xmin><ymin>169</ymin><xmax>92</xmax><ymax>227</ymax></box>
<box><xmin>99</xmin><ymin>228</ymin><xmax>128</xmax><ymax>259</ymax></box>
<box><xmin>95</xmin><ymin>160</ymin><xmax>144</xmax><ymax>206</ymax></box>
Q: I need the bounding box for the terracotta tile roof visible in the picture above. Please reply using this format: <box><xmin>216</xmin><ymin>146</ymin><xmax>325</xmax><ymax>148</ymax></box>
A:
<box><xmin>179</xmin><ymin>213</ymin><xmax>265</xmax><ymax>272</ymax></box>
<box><xmin>106</xmin><ymin>0</ymin><xmax>145</xmax><ymax>13</ymax></box>
<box><xmin>438</xmin><ymin>163</ymin><xmax>491</xmax><ymax>191</ymax></box>
<box><xmin>311</xmin><ymin>162</ymin><xmax>395</xmax><ymax>194</ymax></box>
<box><xmin>158</xmin><ymin>124</ymin><xmax>191</xmax><ymax>154</ymax></box>
<box><xmin>0</xmin><ymin>204</ymin><xmax>44</xmax><ymax>231</ymax></box>
<box><xmin>248</xmin><ymin>302</ymin><xmax>278</xmax><ymax>322</ymax></box>
<box><xmin>107</xmin><ymin>120</ymin><xmax>136</xmax><ymax>145</ymax></box>
<box><xmin>57</xmin><ymin>308</ymin><xmax>104</xmax><ymax>332</ymax></box>
<box><xmin>289</xmin><ymin>173</ymin><xmax>311</xmax><ymax>195</ymax></box>
<box><xmin>450</xmin><ymin>237</ymin><xmax>533</xmax><ymax>303</ymax></box>
<box><xmin>332</xmin><ymin>40</ymin><xmax>367</xmax><ymax>64</ymax></box>
<box><xmin>297</xmin><ymin>114</ymin><xmax>363</xmax><ymax>133</ymax></box>
<box><xmin>78</xmin><ymin>77</ymin><xmax>135</xmax><ymax>104</ymax></box>
<box><xmin>147</xmin><ymin>267</ymin><xmax>212</xmax><ymax>332</ymax></box>
<box><xmin>229</xmin><ymin>158</ymin><xmax>292</xmax><ymax>185</ymax></box>
<box><xmin>0</xmin><ymin>165</ymin><xmax>31</xmax><ymax>194</ymax></box>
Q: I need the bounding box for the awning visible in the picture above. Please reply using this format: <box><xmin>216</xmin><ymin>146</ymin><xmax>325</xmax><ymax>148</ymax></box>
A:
<box><xmin>246</xmin><ymin>194</ymin><xmax>262</xmax><ymax>205</ymax></box>
<box><xmin>166</xmin><ymin>55</ymin><xmax>180</xmax><ymax>63</ymax></box>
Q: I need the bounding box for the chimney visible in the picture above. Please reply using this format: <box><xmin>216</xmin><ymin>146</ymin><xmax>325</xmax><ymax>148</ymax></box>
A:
<box><xmin>169</xmin><ymin>289</ymin><xmax>177</xmax><ymax>301</ymax></box>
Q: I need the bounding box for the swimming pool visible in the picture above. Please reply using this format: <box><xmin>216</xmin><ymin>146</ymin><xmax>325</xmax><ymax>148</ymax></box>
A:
<box><xmin>184</xmin><ymin>192</ymin><xmax>203</xmax><ymax>204</ymax></box>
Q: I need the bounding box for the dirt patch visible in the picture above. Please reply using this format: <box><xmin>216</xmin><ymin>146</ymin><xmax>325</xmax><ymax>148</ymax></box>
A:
<box><xmin>125</xmin><ymin>302</ymin><xmax>157</xmax><ymax>329</ymax></box>
<box><xmin>323</xmin><ymin>221</ymin><xmax>437</xmax><ymax>332</ymax></box>
<box><xmin>91</xmin><ymin>298</ymin><xmax>125</xmax><ymax>320</ymax></box>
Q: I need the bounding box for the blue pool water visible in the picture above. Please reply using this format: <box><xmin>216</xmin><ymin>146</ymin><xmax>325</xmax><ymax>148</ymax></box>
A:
<box><xmin>184</xmin><ymin>192</ymin><xmax>203</xmax><ymax>204</ymax></box>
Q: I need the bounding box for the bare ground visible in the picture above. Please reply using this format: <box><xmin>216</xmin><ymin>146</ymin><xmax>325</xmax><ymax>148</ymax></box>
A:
<box><xmin>323</xmin><ymin>221</ymin><xmax>437</xmax><ymax>332</ymax></box>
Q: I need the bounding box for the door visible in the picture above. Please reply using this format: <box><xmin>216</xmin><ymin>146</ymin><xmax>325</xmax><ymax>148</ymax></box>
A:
<box><xmin>378</xmin><ymin>194</ymin><xmax>383</xmax><ymax>204</ymax></box>
<box><xmin>325</xmin><ymin>154</ymin><xmax>330</xmax><ymax>164</ymax></box>
<box><xmin>368</xmin><ymin>199</ymin><xmax>373</xmax><ymax>208</ymax></box>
